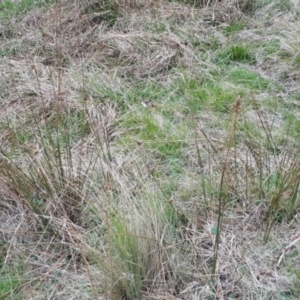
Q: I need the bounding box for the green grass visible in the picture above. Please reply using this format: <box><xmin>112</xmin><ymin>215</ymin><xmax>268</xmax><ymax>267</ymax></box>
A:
<box><xmin>177</xmin><ymin>76</ymin><xmax>245</xmax><ymax>112</ymax></box>
<box><xmin>217</xmin><ymin>44</ymin><xmax>256</xmax><ymax>64</ymax></box>
<box><xmin>0</xmin><ymin>43</ymin><xmax>22</xmax><ymax>57</ymax></box>
<box><xmin>0</xmin><ymin>265</ymin><xmax>23</xmax><ymax>300</ymax></box>
<box><xmin>0</xmin><ymin>0</ymin><xmax>55</xmax><ymax>19</ymax></box>
<box><xmin>275</xmin><ymin>0</ymin><xmax>294</xmax><ymax>11</ymax></box>
<box><xmin>110</xmin><ymin>215</ymin><xmax>144</xmax><ymax>299</ymax></box>
<box><xmin>224</xmin><ymin>21</ymin><xmax>245</xmax><ymax>36</ymax></box>
<box><xmin>259</xmin><ymin>39</ymin><xmax>282</xmax><ymax>56</ymax></box>
<box><xmin>226</xmin><ymin>67</ymin><xmax>272</xmax><ymax>91</ymax></box>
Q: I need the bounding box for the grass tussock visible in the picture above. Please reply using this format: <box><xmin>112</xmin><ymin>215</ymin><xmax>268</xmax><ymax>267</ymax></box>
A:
<box><xmin>1</xmin><ymin>0</ymin><xmax>300</xmax><ymax>299</ymax></box>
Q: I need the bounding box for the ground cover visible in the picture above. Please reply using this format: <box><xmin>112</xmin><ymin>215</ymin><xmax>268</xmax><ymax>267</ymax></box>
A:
<box><xmin>1</xmin><ymin>0</ymin><xmax>300</xmax><ymax>299</ymax></box>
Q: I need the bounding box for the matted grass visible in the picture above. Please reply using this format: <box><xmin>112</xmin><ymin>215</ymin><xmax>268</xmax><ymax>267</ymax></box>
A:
<box><xmin>1</xmin><ymin>0</ymin><xmax>300</xmax><ymax>299</ymax></box>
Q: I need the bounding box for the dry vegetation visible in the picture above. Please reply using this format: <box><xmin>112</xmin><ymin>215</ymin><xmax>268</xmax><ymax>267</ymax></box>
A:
<box><xmin>1</xmin><ymin>0</ymin><xmax>300</xmax><ymax>299</ymax></box>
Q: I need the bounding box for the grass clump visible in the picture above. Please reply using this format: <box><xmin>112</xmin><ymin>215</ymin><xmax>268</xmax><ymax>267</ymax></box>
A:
<box><xmin>104</xmin><ymin>200</ymin><xmax>180</xmax><ymax>299</ymax></box>
<box><xmin>217</xmin><ymin>44</ymin><xmax>256</xmax><ymax>64</ymax></box>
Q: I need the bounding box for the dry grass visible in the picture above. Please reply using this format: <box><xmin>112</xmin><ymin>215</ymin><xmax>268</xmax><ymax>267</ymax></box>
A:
<box><xmin>1</xmin><ymin>0</ymin><xmax>300</xmax><ymax>299</ymax></box>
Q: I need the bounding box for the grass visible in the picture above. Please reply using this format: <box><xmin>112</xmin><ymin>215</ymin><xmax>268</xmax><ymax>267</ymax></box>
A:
<box><xmin>226</xmin><ymin>67</ymin><xmax>272</xmax><ymax>91</ymax></box>
<box><xmin>0</xmin><ymin>264</ymin><xmax>23</xmax><ymax>300</ymax></box>
<box><xmin>217</xmin><ymin>44</ymin><xmax>256</xmax><ymax>64</ymax></box>
<box><xmin>0</xmin><ymin>0</ymin><xmax>55</xmax><ymax>19</ymax></box>
<box><xmin>1</xmin><ymin>0</ymin><xmax>300</xmax><ymax>299</ymax></box>
<box><xmin>224</xmin><ymin>21</ymin><xmax>246</xmax><ymax>36</ymax></box>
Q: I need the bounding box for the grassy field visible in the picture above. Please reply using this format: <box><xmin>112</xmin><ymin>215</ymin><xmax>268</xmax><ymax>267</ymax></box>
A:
<box><xmin>1</xmin><ymin>0</ymin><xmax>300</xmax><ymax>299</ymax></box>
